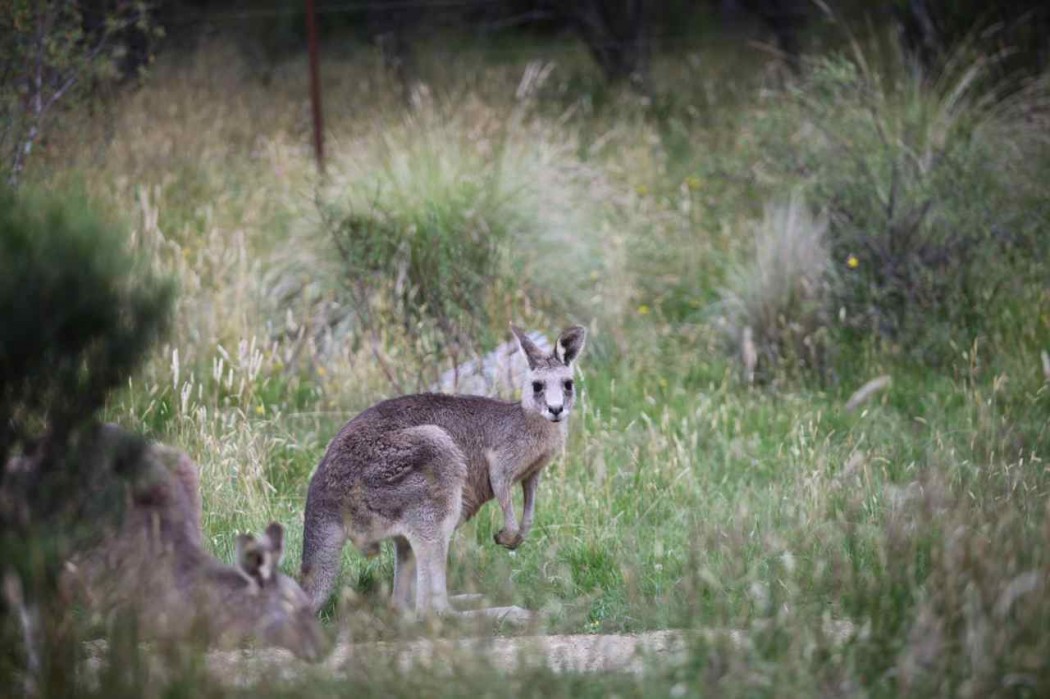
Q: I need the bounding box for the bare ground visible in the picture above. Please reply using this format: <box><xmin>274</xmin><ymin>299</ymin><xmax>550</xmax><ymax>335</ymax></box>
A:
<box><xmin>84</xmin><ymin>621</ymin><xmax>854</xmax><ymax>686</ymax></box>
<box><xmin>205</xmin><ymin>630</ymin><xmax>691</xmax><ymax>685</ymax></box>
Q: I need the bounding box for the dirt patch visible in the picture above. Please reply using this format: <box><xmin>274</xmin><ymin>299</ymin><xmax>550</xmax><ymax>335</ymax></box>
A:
<box><xmin>205</xmin><ymin>630</ymin><xmax>690</xmax><ymax>684</ymax></box>
<box><xmin>86</xmin><ymin>620</ymin><xmax>854</xmax><ymax>686</ymax></box>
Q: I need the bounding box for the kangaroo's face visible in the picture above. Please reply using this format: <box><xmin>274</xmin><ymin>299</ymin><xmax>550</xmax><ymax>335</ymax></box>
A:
<box><xmin>235</xmin><ymin>523</ymin><xmax>329</xmax><ymax>661</ymax></box>
<box><xmin>512</xmin><ymin>325</ymin><xmax>586</xmax><ymax>424</ymax></box>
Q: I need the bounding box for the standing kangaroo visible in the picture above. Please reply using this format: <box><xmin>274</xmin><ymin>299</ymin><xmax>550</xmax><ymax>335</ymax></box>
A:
<box><xmin>300</xmin><ymin>325</ymin><xmax>586</xmax><ymax>617</ymax></box>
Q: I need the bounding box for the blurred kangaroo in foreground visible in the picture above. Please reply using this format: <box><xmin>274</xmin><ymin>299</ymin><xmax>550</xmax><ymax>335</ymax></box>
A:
<box><xmin>61</xmin><ymin>427</ymin><xmax>327</xmax><ymax>660</ymax></box>
<box><xmin>301</xmin><ymin>325</ymin><xmax>586</xmax><ymax>618</ymax></box>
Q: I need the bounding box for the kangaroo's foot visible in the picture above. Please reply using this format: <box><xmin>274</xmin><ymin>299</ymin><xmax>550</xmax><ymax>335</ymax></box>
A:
<box><xmin>494</xmin><ymin>528</ymin><xmax>523</xmax><ymax>549</ymax></box>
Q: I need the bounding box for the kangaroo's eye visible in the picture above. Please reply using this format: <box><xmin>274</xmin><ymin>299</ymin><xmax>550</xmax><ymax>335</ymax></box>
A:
<box><xmin>564</xmin><ymin>379</ymin><xmax>574</xmax><ymax>392</ymax></box>
<box><xmin>532</xmin><ymin>381</ymin><xmax>544</xmax><ymax>394</ymax></box>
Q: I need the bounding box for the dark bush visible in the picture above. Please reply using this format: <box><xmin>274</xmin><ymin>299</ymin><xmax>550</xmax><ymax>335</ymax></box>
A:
<box><xmin>752</xmin><ymin>51</ymin><xmax>1050</xmax><ymax>363</ymax></box>
<box><xmin>0</xmin><ymin>186</ymin><xmax>173</xmax><ymax>693</ymax></box>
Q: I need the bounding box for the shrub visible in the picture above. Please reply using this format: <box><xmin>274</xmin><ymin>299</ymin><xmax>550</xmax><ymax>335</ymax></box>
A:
<box><xmin>289</xmin><ymin>104</ymin><xmax>626</xmax><ymax>388</ymax></box>
<box><xmin>716</xmin><ymin>193</ymin><xmax>832</xmax><ymax>382</ymax></box>
<box><xmin>749</xmin><ymin>46</ymin><xmax>1050</xmax><ymax>363</ymax></box>
<box><xmin>0</xmin><ymin>185</ymin><xmax>172</xmax><ymax>693</ymax></box>
<box><xmin>321</xmin><ymin>157</ymin><xmax>511</xmax><ymax>382</ymax></box>
<box><xmin>0</xmin><ymin>187</ymin><xmax>173</xmax><ymax>451</ymax></box>
<box><xmin>0</xmin><ymin>1</ymin><xmax>156</xmax><ymax>186</ymax></box>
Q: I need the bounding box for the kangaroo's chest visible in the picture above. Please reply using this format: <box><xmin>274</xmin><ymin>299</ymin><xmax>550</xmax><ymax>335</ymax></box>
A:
<box><xmin>488</xmin><ymin>437</ymin><xmax>561</xmax><ymax>484</ymax></box>
<box><xmin>516</xmin><ymin>448</ymin><xmax>556</xmax><ymax>483</ymax></box>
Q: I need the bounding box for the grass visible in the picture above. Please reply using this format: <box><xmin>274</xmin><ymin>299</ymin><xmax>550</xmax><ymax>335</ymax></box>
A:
<box><xmin>10</xmin><ymin>25</ymin><xmax>1050</xmax><ymax>697</ymax></box>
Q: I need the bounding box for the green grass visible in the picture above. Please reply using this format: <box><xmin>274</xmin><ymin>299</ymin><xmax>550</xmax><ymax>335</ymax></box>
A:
<box><xmin>10</xmin><ymin>26</ymin><xmax>1050</xmax><ymax>698</ymax></box>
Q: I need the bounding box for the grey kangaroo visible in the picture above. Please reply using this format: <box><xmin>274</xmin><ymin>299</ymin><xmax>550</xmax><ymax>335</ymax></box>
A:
<box><xmin>59</xmin><ymin>428</ymin><xmax>328</xmax><ymax>660</ymax></box>
<box><xmin>300</xmin><ymin>325</ymin><xmax>586</xmax><ymax>618</ymax></box>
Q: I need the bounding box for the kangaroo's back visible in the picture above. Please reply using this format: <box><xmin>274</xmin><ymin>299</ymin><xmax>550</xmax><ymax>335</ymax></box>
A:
<box><xmin>323</xmin><ymin>393</ymin><xmax>534</xmax><ymax>465</ymax></box>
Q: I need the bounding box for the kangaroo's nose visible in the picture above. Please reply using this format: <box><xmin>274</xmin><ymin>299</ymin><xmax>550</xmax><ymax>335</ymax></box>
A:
<box><xmin>548</xmin><ymin>405</ymin><xmax>563</xmax><ymax>416</ymax></box>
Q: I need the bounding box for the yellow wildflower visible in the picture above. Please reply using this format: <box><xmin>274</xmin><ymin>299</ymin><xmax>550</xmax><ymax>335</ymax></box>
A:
<box><xmin>635</xmin><ymin>184</ymin><xmax>649</xmax><ymax>197</ymax></box>
<box><xmin>685</xmin><ymin>175</ymin><xmax>701</xmax><ymax>191</ymax></box>
<box><xmin>637</xmin><ymin>304</ymin><xmax>651</xmax><ymax>316</ymax></box>
<box><xmin>255</xmin><ymin>404</ymin><xmax>265</xmax><ymax>416</ymax></box>
<box><xmin>317</xmin><ymin>366</ymin><xmax>327</xmax><ymax>377</ymax></box>
<box><xmin>846</xmin><ymin>254</ymin><xmax>859</xmax><ymax>269</ymax></box>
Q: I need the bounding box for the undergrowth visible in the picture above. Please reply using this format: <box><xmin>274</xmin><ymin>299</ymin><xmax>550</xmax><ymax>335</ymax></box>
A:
<box><xmin>2</xmin><ymin>24</ymin><xmax>1049</xmax><ymax>699</ymax></box>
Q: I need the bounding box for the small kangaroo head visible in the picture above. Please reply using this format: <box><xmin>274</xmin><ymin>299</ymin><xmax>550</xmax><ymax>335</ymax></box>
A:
<box><xmin>511</xmin><ymin>325</ymin><xmax>586</xmax><ymax>423</ymax></box>
<box><xmin>233</xmin><ymin>523</ymin><xmax>328</xmax><ymax>661</ymax></box>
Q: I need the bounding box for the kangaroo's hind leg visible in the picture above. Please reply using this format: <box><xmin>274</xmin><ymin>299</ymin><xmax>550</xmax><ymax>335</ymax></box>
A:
<box><xmin>410</xmin><ymin>532</ymin><xmax>453</xmax><ymax>615</ymax></box>
<box><xmin>371</xmin><ymin>424</ymin><xmax>466</xmax><ymax>618</ymax></box>
<box><xmin>391</xmin><ymin>536</ymin><xmax>416</xmax><ymax>611</ymax></box>
<box><xmin>407</xmin><ymin>479</ymin><xmax>461</xmax><ymax>616</ymax></box>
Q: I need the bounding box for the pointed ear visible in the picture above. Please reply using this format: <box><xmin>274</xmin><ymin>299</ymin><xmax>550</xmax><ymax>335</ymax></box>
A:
<box><xmin>510</xmin><ymin>324</ymin><xmax>545</xmax><ymax>370</ymax></box>
<box><xmin>236</xmin><ymin>534</ymin><xmax>263</xmax><ymax>579</ymax></box>
<box><xmin>554</xmin><ymin>326</ymin><xmax>586</xmax><ymax>367</ymax></box>
<box><xmin>264</xmin><ymin>522</ymin><xmax>285</xmax><ymax>567</ymax></box>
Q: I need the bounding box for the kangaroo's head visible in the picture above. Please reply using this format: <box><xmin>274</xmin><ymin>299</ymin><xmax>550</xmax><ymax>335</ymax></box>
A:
<box><xmin>234</xmin><ymin>522</ymin><xmax>329</xmax><ymax>661</ymax></box>
<box><xmin>511</xmin><ymin>325</ymin><xmax>586</xmax><ymax>424</ymax></box>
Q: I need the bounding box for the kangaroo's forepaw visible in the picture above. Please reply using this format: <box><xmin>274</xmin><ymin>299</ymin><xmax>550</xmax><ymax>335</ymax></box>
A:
<box><xmin>494</xmin><ymin>528</ymin><xmax>523</xmax><ymax>549</ymax></box>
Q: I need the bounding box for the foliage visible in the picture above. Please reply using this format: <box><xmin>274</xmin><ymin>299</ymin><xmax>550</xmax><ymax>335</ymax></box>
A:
<box><xmin>891</xmin><ymin>0</ymin><xmax>1050</xmax><ymax>75</ymax></box>
<box><xmin>320</xmin><ymin>149</ymin><xmax>513</xmax><ymax>389</ymax></box>
<box><xmin>749</xmin><ymin>45</ymin><xmax>1050</xmax><ymax>363</ymax></box>
<box><xmin>0</xmin><ymin>186</ymin><xmax>172</xmax><ymax>451</ymax></box>
<box><xmin>716</xmin><ymin>193</ymin><xmax>832</xmax><ymax>382</ymax></box>
<box><xmin>302</xmin><ymin>105</ymin><xmax>626</xmax><ymax>390</ymax></box>
<box><xmin>0</xmin><ymin>0</ymin><xmax>157</xmax><ymax>186</ymax></box>
<box><xmin>2</xmin><ymin>25</ymin><xmax>1049</xmax><ymax>698</ymax></box>
<box><xmin>0</xmin><ymin>185</ymin><xmax>172</xmax><ymax>694</ymax></box>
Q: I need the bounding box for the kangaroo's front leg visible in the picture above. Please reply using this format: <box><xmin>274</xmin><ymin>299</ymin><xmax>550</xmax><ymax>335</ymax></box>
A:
<box><xmin>490</xmin><ymin>466</ymin><xmax>523</xmax><ymax>550</ymax></box>
<box><xmin>519</xmin><ymin>471</ymin><xmax>541</xmax><ymax>540</ymax></box>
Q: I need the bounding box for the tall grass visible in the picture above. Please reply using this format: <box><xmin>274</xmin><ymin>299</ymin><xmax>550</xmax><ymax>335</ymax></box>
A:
<box><xmin>744</xmin><ymin>36</ymin><xmax>1050</xmax><ymax>364</ymax></box>
<box><xmin>716</xmin><ymin>193</ymin><xmax>832</xmax><ymax>382</ymax></box>
<box><xmin>4</xmin><ymin>28</ymin><xmax>1049</xmax><ymax>697</ymax></box>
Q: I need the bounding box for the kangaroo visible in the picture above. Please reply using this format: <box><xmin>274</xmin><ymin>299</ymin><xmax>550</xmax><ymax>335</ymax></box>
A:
<box><xmin>62</xmin><ymin>428</ymin><xmax>328</xmax><ymax>661</ymax></box>
<box><xmin>300</xmin><ymin>325</ymin><xmax>586</xmax><ymax>618</ymax></box>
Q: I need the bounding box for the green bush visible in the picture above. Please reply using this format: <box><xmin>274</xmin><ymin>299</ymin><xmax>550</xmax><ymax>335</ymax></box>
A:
<box><xmin>751</xmin><ymin>49</ymin><xmax>1050</xmax><ymax>363</ymax></box>
<box><xmin>297</xmin><ymin>108</ymin><xmax>624</xmax><ymax>387</ymax></box>
<box><xmin>322</xmin><ymin>175</ymin><xmax>511</xmax><ymax>370</ymax></box>
<box><xmin>0</xmin><ymin>2</ymin><xmax>157</xmax><ymax>185</ymax></box>
<box><xmin>0</xmin><ymin>186</ymin><xmax>172</xmax><ymax>694</ymax></box>
<box><xmin>0</xmin><ymin>186</ymin><xmax>173</xmax><ymax>451</ymax></box>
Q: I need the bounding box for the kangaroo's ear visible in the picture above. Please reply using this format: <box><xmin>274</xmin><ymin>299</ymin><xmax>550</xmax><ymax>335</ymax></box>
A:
<box><xmin>510</xmin><ymin>324</ymin><xmax>545</xmax><ymax>370</ymax></box>
<box><xmin>236</xmin><ymin>534</ymin><xmax>264</xmax><ymax>580</ymax></box>
<box><xmin>264</xmin><ymin>522</ymin><xmax>285</xmax><ymax>567</ymax></box>
<box><xmin>555</xmin><ymin>326</ymin><xmax>586</xmax><ymax>367</ymax></box>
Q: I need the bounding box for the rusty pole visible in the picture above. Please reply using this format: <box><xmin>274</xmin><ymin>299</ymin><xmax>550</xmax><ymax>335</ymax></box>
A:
<box><xmin>306</xmin><ymin>0</ymin><xmax>325</xmax><ymax>174</ymax></box>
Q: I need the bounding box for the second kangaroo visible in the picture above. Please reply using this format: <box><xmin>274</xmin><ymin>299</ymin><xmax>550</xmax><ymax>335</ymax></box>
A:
<box><xmin>301</xmin><ymin>325</ymin><xmax>586</xmax><ymax>618</ymax></box>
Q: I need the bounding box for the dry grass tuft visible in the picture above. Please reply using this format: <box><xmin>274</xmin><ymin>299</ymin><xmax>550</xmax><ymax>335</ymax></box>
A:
<box><xmin>716</xmin><ymin>193</ymin><xmax>832</xmax><ymax>381</ymax></box>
